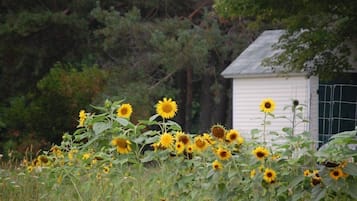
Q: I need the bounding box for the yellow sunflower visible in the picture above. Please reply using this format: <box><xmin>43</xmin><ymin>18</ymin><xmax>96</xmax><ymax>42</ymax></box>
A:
<box><xmin>260</xmin><ymin>98</ymin><xmax>276</xmax><ymax>113</ymax></box>
<box><xmin>211</xmin><ymin>124</ymin><xmax>226</xmax><ymax>140</ymax></box>
<box><xmin>311</xmin><ymin>176</ymin><xmax>322</xmax><ymax>186</ymax></box>
<box><xmin>82</xmin><ymin>153</ymin><xmax>91</xmax><ymax>160</ymax></box>
<box><xmin>310</xmin><ymin>170</ymin><xmax>322</xmax><ymax>186</ymax></box>
<box><xmin>237</xmin><ymin>136</ymin><xmax>244</xmax><ymax>145</ymax></box>
<box><xmin>186</xmin><ymin>143</ymin><xmax>195</xmax><ymax>153</ymax></box>
<box><xmin>68</xmin><ymin>149</ymin><xmax>78</xmax><ymax>160</ymax></box>
<box><xmin>156</xmin><ymin>98</ymin><xmax>178</xmax><ymax>119</ymax></box>
<box><xmin>27</xmin><ymin>165</ymin><xmax>33</xmax><ymax>173</ymax></box>
<box><xmin>117</xmin><ymin>103</ymin><xmax>133</xmax><ymax>119</ymax></box>
<box><xmin>111</xmin><ymin>137</ymin><xmax>132</xmax><ymax>154</ymax></box>
<box><xmin>216</xmin><ymin>147</ymin><xmax>231</xmax><ymax>160</ymax></box>
<box><xmin>250</xmin><ymin>169</ymin><xmax>256</xmax><ymax>178</ymax></box>
<box><xmin>252</xmin><ymin>146</ymin><xmax>270</xmax><ymax>160</ymax></box>
<box><xmin>79</xmin><ymin>110</ymin><xmax>86</xmax><ymax>127</ymax></box>
<box><xmin>263</xmin><ymin>168</ymin><xmax>277</xmax><ymax>183</ymax></box>
<box><xmin>329</xmin><ymin>168</ymin><xmax>344</xmax><ymax>180</ymax></box>
<box><xmin>175</xmin><ymin>131</ymin><xmax>190</xmax><ymax>146</ymax></box>
<box><xmin>37</xmin><ymin>155</ymin><xmax>49</xmax><ymax>166</ymax></box>
<box><xmin>226</xmin><ymin>129</ymin><xmax>239</xmax><ymax>143</ymax></box>
<box><xmin>175</xmin><ymin>141</ymin><xmax>185</xmax><ymax>154</ymax></box>
<box><xmin>159</xmin><ymin>133</ymin><xmax>174</xmax><ymax>148</ymax></box>
<box><xmin>304</xmin><ymin>169</ymin><xmax>311</xmax><ymax>177</ymax></box>
<box><xmin>103</xmin><ymin>166</ymin><xmax>110</xmax><ymax>174</ymax></box>
<box><xmin>194</xmin><ymin>136</ymin><xmax>208</xmax><ymax>152</ymax></box>
<box><xmin>212</xmin><ymin>160</ymin><xmax>223</xmax><ymax>171</ymax></box>
<box><xmin>203</xmin><ymin>133</ymin><xmax>215</xmax><ymax>145</ymax></box>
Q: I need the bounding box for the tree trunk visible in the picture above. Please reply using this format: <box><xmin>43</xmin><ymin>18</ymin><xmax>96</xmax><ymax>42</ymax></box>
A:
<box><xmin>199</xmin><ymin>68</ymin><xmax>214</xmax><ymax>133</ymax></box>
<box><xmin>185</xmin><ymin>66</ymin><xmax>193</xmax><ymax>132</ymax></box>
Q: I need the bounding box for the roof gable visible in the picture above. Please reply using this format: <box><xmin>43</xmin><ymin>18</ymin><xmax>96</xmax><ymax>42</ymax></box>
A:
<box><xmin>221</xmin><ymin>30</ymin><xmax>287</xmax><ymax>78</ymax></box>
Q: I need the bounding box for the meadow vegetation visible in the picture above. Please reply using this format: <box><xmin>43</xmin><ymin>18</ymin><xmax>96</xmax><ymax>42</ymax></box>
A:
<box><xmin>1</xmin><ymin>98</ymin><xmax>356</xmax><ymax>201</ymax></box>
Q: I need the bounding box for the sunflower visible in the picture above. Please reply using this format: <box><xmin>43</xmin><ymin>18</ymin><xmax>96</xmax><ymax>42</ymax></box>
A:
<box><xmin>68</xmin><ymin>149</ymin><xmax>78</xmax><ymax>160</ymax></box>
<box><xmin>313</xmin><ymin>170</ymin><xmax>320</xmax><ymax>178</ymax></box>
<box><xmin>79</xmin><ymin>110</ymin><xmax>86</xmax><ymax>127</ymax></box>
<box><xmin>194</xmin><ymin>136</ymin><xmax>208</xmax><ymax>152</ymax></box>
<box><xmin>310</xmin><ymin>170</ymin><xmax>322</xmax><ymax>186</ymax></box>
<box><xmin>186</xmin><ymin>143</ymin><xmax>195</xmax><ymax>153</ymax></box>
<box><xmin>311</xmin><ymin>176</ymin><xmax>322</xmax><ymax>186</ymax></box>
<box><xmin>156</xmin><ymin>98</ymin><xmax>178</xmax><ymax>119</ymax></box>
<box><xmin>103</xmin><ymin>166</ymin><xmax>110</xmax><ymax>174</ymax></box>
<box><xmin>216</xmin><ymin>147</ymin><xmax>231</xmax><ymax>160</ymax></box>
<box><xmin>111</xmin><ymin>137</ymin><xmax>132</xmax><ymax>154</ymax></box>
<box><xmin>211</xmin><ymin>124</ymin><xmax>226</xmax><ymax>140</ymax></box>
<box><xmin>203</xmin><ymin>133</ymin><xmax>215</xmax><ymax>145</ymax></box>
<box><xmin>37</xmin><ymin>155</ymin><xmax>49</xmax><ymax>166</ymax></box>
<box><xmin>260</xmin><ymin>98</ymin><xmax>276</xmax><ymax>113</ymax></box>
<box><xmin>252</xmin><ymin>146</ymin><xmax>270</xmax><ymax>160</ymax></box>
<box><xmin>27</xmin><ymin>165</ymin><xmax>33</xmax><ymax>173</ymax></box>
<box><xmin>237</xmin><ymin>136</ymin><xmax>244</xmax><ymax>145</ymax></box>
<box><xmin>304</xmin><ymin>170</ymin><xmax>311</xmax><ymax>177</ymax></box>
<box><xmin>82</xmin><ymin>153</ymin><xmax>91</xmax><ymax>160</ymax></box>
<box><xmin>175</xmin><ymin>131</ymin><xmax>191</xmax><ymax>146</ymax></box>
<box><xmin>159</xmin><ymin>133</ymin><xmax>174</xmax><ymax>148</ymax></box>
<box><xmin>117</xmin><ymin>103</ymin><xmax>133</xmax><ymax>119</ymax></box>
<box><xmin>263</xmin><ymin>168</ymin><xmax>277</xmax><ymax>183</ymax></box>
<box><xmin>212</xmin><ymin>160</ymin><xmax>222</xmax><ymax>171</ymax></box>
<box><xmin>329</xmin><ymin>167</ymin><xmax>344</xmax><ymax>180</ymax></box>
<box><xmin>175</xmin><ymin>141</ymin><xmax>185</xmax><ymax>154</ymax></box>
<box><xmin>226</xmin><ymin>129</ymin><xmax>239</xmax><ymax>143</ymax></box>
<box><xmin>250</xmin><ymin>169</ymin><xmax>256</xmax><ymax>178</ymax></box>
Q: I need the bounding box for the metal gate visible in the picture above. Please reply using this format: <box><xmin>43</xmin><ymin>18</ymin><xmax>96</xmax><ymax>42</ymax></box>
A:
<box><xmin>319</xmin><ymin>84</ymin><xmax>357</xmax><ymax>146</ymax></box>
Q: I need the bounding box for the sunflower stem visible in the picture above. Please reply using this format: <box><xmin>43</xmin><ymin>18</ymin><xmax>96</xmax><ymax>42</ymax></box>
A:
<box><xmin>263</xmin><ymin>112</ymin><xmax>267</xmax><ymax>144</ymax></box>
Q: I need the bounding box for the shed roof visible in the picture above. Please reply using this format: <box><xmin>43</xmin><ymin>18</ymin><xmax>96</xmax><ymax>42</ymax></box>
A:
<box><xmin>221</xmin><ymin>30</ymin><xmax>289</xmax><ymax>78</ymax></box>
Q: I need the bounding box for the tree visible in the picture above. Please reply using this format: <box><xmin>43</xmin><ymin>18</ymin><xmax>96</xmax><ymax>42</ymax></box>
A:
<box><xmin>214</xmin><ymin>0</ymin><xmax>357</xmax><ymax>80</ymax></box>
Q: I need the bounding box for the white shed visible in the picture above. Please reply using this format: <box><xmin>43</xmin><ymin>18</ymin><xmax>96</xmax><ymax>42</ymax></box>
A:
<box><xmin>221</xmin><ymin>30</ymin><xmax>319</xmax><ymax>144</ymax></box>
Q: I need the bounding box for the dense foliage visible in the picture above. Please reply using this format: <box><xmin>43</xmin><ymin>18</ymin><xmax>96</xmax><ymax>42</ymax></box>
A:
<box><xmin>0</xmin><ymin>0</ymin><xmax>251</xmax><ymax>157</ymax></box>
<box><xmin>214</xmin><ymin>0</ymin><xmax>357</xmax><ymax>79</ymax></box>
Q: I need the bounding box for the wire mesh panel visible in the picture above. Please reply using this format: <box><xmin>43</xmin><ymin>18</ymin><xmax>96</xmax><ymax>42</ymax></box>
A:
<box><xmin>319</xmin><ymin>84</ymin><xmax>357</xmax><ymax>146</ymax></box>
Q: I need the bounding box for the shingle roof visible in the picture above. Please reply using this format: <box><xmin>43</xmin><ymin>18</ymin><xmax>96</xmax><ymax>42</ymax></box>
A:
<box><xmin>221</xmin><ymin>30</ymin><xmax>286</xmax><ymax>78</ymax></box>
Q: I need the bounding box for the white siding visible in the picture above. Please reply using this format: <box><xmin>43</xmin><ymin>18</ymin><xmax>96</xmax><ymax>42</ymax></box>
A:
<box><xmin>232</xmin><ymin>76</ymin><xmax>313</xmax><ymax>144</ymax></box>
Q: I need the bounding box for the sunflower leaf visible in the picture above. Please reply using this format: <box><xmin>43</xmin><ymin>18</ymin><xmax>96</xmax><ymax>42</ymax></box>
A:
<box><xmin>93</xmin><ymin>122</ymin><xmax>111</xmax><ymax>135</ymax></box>
<box><xmin>114</xmin><ymin>117</ymin><xmax>129</xmax><ymax>126</ymax></box>
<box><xmin>344</xmin><ymin>163</ymin><xmax>357</xmax><ymax>176</ymax></box>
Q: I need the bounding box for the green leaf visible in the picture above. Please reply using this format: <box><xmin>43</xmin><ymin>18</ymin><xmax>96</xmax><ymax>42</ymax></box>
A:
<box><xmin>344</xmin><ymin>163</ymin><xmax>357</xmax><ymax>176</ymax></box>
<box><xmin>288</xmin><ymin>175</ymin><xmax>305</xmax><ymax>188</ymax></box>
<box><xmin>93</xmin><ymin>122</ymin><xmax>111</xmax><ymax>135</ymax></box>
<box><xmin>149</xmin><ymin>114</ymin><xmax>160</xmax><ymax>121</ymax></box>
<box><xmin>282</xmin><ymin>127</ymin><xmax>293</xmax><ymax>135</ymax></box>
<box><xmin>140</xmin><ymin>154</ymin><xmax>154</xmax><ymax>163</ymax></box>
<box><xmin>312</xmin><ymin>185</ymin><xmax>326</xmax><ymax>201</ymax></box>
<box><xmin>347</xmin><ymin>181</ymin><xmax>357</xmax><ymax>199</ymax></box>
<box><xmin>114</xmin><ymin>117</ymin><xmax>129</xmax><ymax>126</ymax></box>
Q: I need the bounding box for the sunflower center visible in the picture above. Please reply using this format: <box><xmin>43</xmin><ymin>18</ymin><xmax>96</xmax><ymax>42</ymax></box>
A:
<box><xmin>196</xmin><ymin>139</ymin><xmax>205</xmax><ymax>148</ymax></box>
<box><xmin>267</xmin><ymin>172</ymin><xmax>273</xmax><ymax>177</ymax></box>
<box><xmin>257</xmin><ymin>151</ymin><xmax>265</xmax><ymax>158</ymax></box>
<box><xmin>333</xmin><ymin>171</ymin><xmax>339</xmax><ymax>176</ymax></box>
<box><xmin>212</xmin><ymin>127</ymin><xmax>225</xmax><ymax>138</ymax></box>
<box><xmin>162</xmin><ymin>103</ymin><xmax>173</xmax><ymax>113</ymax></box>
<box><xmin>179</xmin><ymin>136</ymin><xmax>189</xmax><ymax>145</ymax></box>
<box><xmin>265</xmin><ymin>102</ymin><xmax>271</xmax><ymax>109</ymax></box>
<box><xmin>120</xmin><ymin>108</ymin><xmax>128</xmax><ymax>115</ymax></box>
<box><xmin>220</xmin><ymin>151</ymin><xmax>227</xmax><ymax>158</ymax></box>
<box><xmin>229</xmin><ymin>133</ymin><xmax>237</xmax><ymax>140</ymax></box>
<box><xmin>117</xmin><ymin>139</ymin><xmax>128</xmax><ymax>148</ymax></box>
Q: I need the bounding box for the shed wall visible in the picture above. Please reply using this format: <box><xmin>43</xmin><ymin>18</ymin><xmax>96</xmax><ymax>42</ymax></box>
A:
<box><xmin>232</xmin><ymin>76</ymin><xmax>316</xmax><ymax>144</ymax></box>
